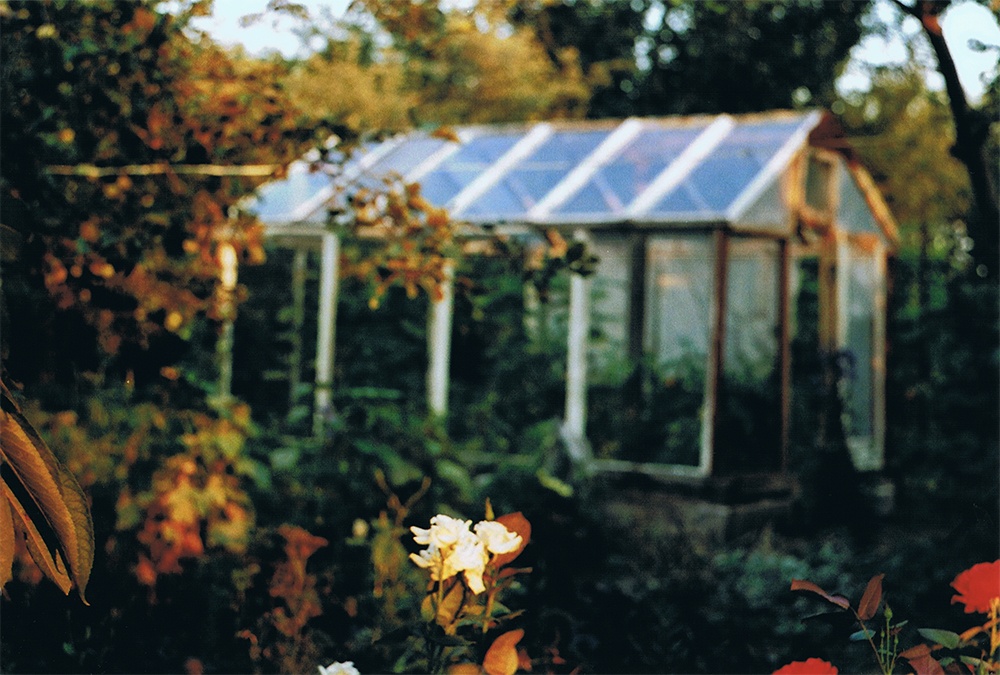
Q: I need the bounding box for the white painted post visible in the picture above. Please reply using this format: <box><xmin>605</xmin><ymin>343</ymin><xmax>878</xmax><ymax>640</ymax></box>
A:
<box><xmin>426</xmin><ymin>261</ymin><xmax>455</xmax><ymax>417</ymax></box>
<box><xmin>872</xmin><ymin>240</ymin><xmax>888</xmax><ymax>468</ymax></box>
<box><xmin>216</xmin><ymin>242</ymin><xmax>239</xmax><ymax>402</ymax></box>
<box><xmin>313</xmin><ymin>232</ymin><xmax>340</xmax><ymax>436</ymax></box>
<box><xmin>563</xmin><ymin>229</ymin><xmax>591</xmax><ymax>454</ymax></box>
<box><xmin>287</xmin><ymin>248</ymin><xmax>307</xmax><ymax>413</ymax></box>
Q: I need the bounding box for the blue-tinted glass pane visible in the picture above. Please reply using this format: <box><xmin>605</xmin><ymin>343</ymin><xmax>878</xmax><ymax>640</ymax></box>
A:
<box><xmin>654</xmin><ymin>117</ymin><xmax>806</xmax><ymax>214</ymax></box>
<box><xmin>464</xmin><ymin>130</ymin><xmax>609</xmax><ymax>217</ymax></box>
<box><xmin>838</xmin><ymin>162</ymin><xmax>881</xmax><ymax>237</ymax></box>
<box><xmin>555</xmin><ymin>124</ymin><xmax>707</xmax><ymax>216</ymax></box>
<box><xmin>255</xmin><ymin>168</ymin><xmax>331</xmax><ymax>221</ymax></box>
<box><xmin>363</xmin><ymin>136</ymin><xmax>451</xmax><ymax>184</ymax></box>
<box><xmin>559</xmin><ymin>183</ymin><xmax>610</xmax><ymax>213</ymax></box>
<box><xmin>655</xmin><ymin>184</ymin><xmax>705</xmax><ymax>213</ymax></box>
<box><xmin>419</xmin><ymin>132</ymin><xmax>524</xmax><ymax>205</ymax></box>
<box><xmin>462</xmin><ymin>181</ymin><xmax>524</xmax><ymax>217</ymax></box>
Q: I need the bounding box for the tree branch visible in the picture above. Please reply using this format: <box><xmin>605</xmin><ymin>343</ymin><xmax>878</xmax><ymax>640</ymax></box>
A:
<box><xmin>44</xmin><ymin>163</ymin><xmax>283</xmax><ymax>178</ymax></box>
<box><xmin>895</xmin><ymin>0</ymin><xmax>1000</xmax><ymax>273</ymax></box>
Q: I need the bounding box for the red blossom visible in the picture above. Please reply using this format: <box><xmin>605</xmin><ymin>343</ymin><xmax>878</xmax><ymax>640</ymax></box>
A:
<box><xmin>773</xmin><ymin>658</ymin><xmax>839</xmax><ymax>674</ymax></box>
<box><xmin>950</xmin><ymin>560</ymin><xmax>1000</xmax><ymax>614</ymax></box>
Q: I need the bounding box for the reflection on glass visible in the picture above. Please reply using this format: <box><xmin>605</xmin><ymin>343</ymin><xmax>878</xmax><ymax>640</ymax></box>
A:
<box><xmin>588</xmin><ymin>236</ymin><xmax>632</xmax><ymax>382</ymax></box>
<box><xmin>255</xmin><ymin>167</ymin><xmax>332</xmax><ymax>221</ymax></box>
<box><xmin>463</xmin><ymin>130</ymin><xmax>609</xmax><ymax>218</ymax></box>
<box><xmin>587</xmin><ymin>236</ymin><xmax>714</xmax><ymax>466</ymax></box>
<box><xmin>556</xmin><ymin>124</ymin><xmax>709</xmax><ymax>216</ymax></box>
<box><xmin>838</xmin><ymin>162</ymin><xmax>881</xmax><ymax>237</ymax></box>
<box><xmin>419</xmin><ymin>132</ymin><xmax>523</xmax><ymax>205</ymax></box>
<box><xmin>654</xmin><ymin>117</ymin><xmax>806</xmax><ymax>216</ymax></box>
<box><xmin>846</xmin><ymin>246</ymin><xmax>875</xmax><ymax>440</ymax></box>
<box><xmin>364</xmin><ymin>136</ymin><xmax>451</xmax><ymax>185</ymax></box>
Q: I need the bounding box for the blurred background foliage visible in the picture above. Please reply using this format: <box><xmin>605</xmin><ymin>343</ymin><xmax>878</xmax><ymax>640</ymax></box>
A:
<box><xmin>2</xmin><ymin>0</ymin><xmax>998</xmax><ymax>672</ymax></box>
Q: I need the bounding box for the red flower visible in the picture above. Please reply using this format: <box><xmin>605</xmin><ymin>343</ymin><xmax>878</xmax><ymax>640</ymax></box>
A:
<box><xmin>773</xmin><ymin>658</ymin><xmax>839</xmax><ymax>674</ymax></box>
<box><xmin>950</xmin><ymin>560</ymin><xmax>1000</xmax><ymax>614</ymax></box>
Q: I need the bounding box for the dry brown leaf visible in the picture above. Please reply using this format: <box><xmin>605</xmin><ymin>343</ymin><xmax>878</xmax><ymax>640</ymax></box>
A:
<box><xmin>0</xmin><ymin>495</ymin><xmax>14</xmax><ymax>589</ymax></box>
<box><xmin>0</xmin><ymin>381</ymin><xmax>93</xmax><ymax>600</ymax></box>
<box><xmin>2</xmin><ymin>481</ymin><xmax>72</xmax><ymax>595</ymax></box>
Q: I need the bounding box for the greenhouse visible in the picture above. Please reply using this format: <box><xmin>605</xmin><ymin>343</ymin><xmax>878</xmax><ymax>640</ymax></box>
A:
<box><xmin>249</xmin><ymin>109</ymin><xmax>898</xmax><ymax>484</ymax></box>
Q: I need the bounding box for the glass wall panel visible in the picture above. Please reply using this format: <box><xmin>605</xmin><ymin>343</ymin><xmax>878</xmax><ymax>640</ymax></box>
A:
<box><xmin>588</xmin><ymin>235</ymin><xmax>713</xmax><ymax>466</ymax></box>
<box><xmin>555</xmin><ymin>124</ymin><xmax>709</xmax><ymax>217</ymax></box>
<box><xmin>715</xmin><ymin>238</ymin><xmax>782</xmax><ymax>473</ymax></box>
<box><xmin>844</xmin><ymin>243</ymin><xmax>881</xmax><ymax>470</ymax></box>
<box><xmin>462</xmin><ymin>130</ymin><xmax>609</xmax><ymax>219</ymax></box>
<box><xmin>838</xmin><ymin>162</ymin><xmax>882</xmax><ymax>238</ymax></box>
<box><xmin>587</xmin><ymin>235</ymin><xmax>632</xmax><ymax>382</ymax></box>
<box><xmin>805</xmin><ymin>155</ymin><xmax>833</xmax><ymax>214</ymax></box>
<box><xmin>732</xmin><ymin>175</ymin><xmax>790</xmax><ymax>232</ymax></box>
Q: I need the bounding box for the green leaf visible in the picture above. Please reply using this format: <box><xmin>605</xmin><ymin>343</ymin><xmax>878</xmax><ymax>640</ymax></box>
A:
<box><xmin>536</xmin><ymin>468</ymin><xmax>573</xmax><ymax>497</ymax></box>
<box><xmin>850</xmin><ymin>628</ymin><xmax>875</xmax><ymax>641</ymax></box>
<box><xmin>235</xmin><ymin>457</ymin><xmax>272</xmax><ymax>490</ymax></box>
<box><xmin>437</xmin><ymin>460</ymin><xmax>473</xmax><ymax>501</ymax></box>
<box><xmin>270</xmin><ymin>447</ymin><xmax>300</xmax><ymax>471</ymax></box>
<box><xmin>917</xmin><ymin>628</ymin><xmax>962</xmax><ymax>650</ymax></box>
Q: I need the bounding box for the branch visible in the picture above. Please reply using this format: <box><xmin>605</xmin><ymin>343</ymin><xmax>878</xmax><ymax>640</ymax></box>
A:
<box><xmin>44</xmin><ymin>163</ymin><xmax>283</xmax><ymax>178</ymax></box>
<box><xmin>887</xmin><ymin>0</ymin><xmax>920</xmax><ymax>19</ymax></box>
<box><xmin>894</xmin><ymin>0</ymin><xmax>1000</xmax><ymax>272</ymax></box>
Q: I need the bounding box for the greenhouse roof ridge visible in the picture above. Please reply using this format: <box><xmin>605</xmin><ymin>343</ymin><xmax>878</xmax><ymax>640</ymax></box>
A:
<box><xmin>252</xmin><ymin>108</ymin><xmax>897</xmax><ymax>243</ymax></box>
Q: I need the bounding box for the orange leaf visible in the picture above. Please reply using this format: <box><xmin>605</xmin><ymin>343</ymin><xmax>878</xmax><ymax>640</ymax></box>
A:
<box><xmin>790</xmin><ymin>579</ymin><xmax>851</xmax><ymax>609</ymax></box>
<box><xmin>900</xmin><ymin>645</ymin><xmax>933</xmax><ymax>660</ymax></box>
<box><xmin>906</xmin><ymin>653</ymin><xmax>945</xmax><ymax>675</ymax></box>
<box><xmin>2</xmin><ymin>481</ymin><xmax>72</xmax><ymax>595</ymax></box>
<box><xmin>431</xmin><ymin>126</ymin><xmax>461</xmax><ymax>143</ymax></box>
<box><xmin>516</xmin><ymin>647</ymin><xmax>532</xmax><ymax>672</ymax></box>
<box><xmin>483</xmin><ymin>629</ymin><xmax>524</xmax><ymax>675</ymax></box>
<box><xmin>0</xmin><ymin>381</ymin><xmax>94</xmax><ymax>601</ymax></box>
<box><xmin>857</xmin><ymin>574</ymin><xmax>884</xmax><ymax>621</ymax></box>
<box><xmin>447</xmin><ymin>664</ymin><xmax>482</xmax><ymax>674</ymax></box>
<box><xmin>0</xmin><ymin>496</ymin><xmax>14</xmax><ymax>589</ymax></box>
<box><xmin>492</xmin><ymin>513</ymin><xmax>530</xmax><ymax>568</ymax></box>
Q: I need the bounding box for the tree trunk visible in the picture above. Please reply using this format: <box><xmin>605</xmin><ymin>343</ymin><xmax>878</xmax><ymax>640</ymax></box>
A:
<box><xmin>894</xmin><ymin>0</ymin><xmax>1000</xmax><ymax>274</ymax></box>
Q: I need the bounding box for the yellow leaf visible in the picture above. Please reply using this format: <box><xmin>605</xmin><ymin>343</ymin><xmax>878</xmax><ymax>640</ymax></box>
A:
<box><xmin>483</xmin><ymin>629</ymin><xmax>524</xmax><ymax>675</ymax></box>
<box><xmin>448</xmin><ymin>664</ymin><xmax>482</xmax><ymax>674</ymax></box>
<box><xmin>436</xmin><ymin>578</ymin><xmax>466</xmax><ymax>632</ymax></box>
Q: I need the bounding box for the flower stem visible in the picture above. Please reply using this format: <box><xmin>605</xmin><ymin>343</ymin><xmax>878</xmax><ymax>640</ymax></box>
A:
<box><xmin>990</xmin><ymin>598</ymin><xmax>999</xmax><ymax>657</ymax></box>
<box><xmin>855</xmin><ymin>612</ymin><xmax>889</xmax><ymax>675</ymax></box>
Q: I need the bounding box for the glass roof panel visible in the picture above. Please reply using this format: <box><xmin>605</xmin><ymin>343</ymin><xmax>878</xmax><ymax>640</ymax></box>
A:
<box><xmin>461</xmin><ymin>129</ymin><xmax>610</xmax><ymax>218</ymax></box>
<box><xmin>357</xmin><ymin>135</ymin><xmax>452</xmax><ymax>187</ymax></box>
<box><xmin>554</xmin><ymin>123</ymin><xmax>709</xmax><ymax>217</ymax></box>
<box><xmin>418</xmin><ymin>131</ymin><xmax>525</xmax><ymax>206</ymax></box>
<box><xmin>651</xmin><ymin>117</ymin><xmax>806</xmax><ymax>216</ymax></box>
<box><xmin>254</xmin><ymin>166</ymin><xmax>332</xmax><ymax>222</ymax></box>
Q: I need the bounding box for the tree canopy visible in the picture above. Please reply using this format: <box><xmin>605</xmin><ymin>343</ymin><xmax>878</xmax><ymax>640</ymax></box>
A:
<box><xmin>1</xmin><ymin>0</ymin><xmax>319</xmax><ymax>391</ymax></box>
